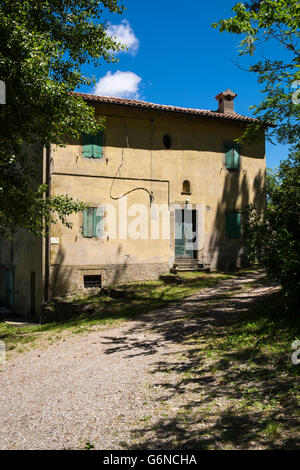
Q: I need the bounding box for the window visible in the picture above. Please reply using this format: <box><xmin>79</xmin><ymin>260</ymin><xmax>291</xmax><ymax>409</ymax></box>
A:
<box><xmin>224</xmin><ymin>141</ymin><xmax>240</xmax><ymax>170</ymax></box>
<box><xmin>82</xmin><ymin>132</ymin><xmax>103</xmax><ymax>159</ymax></box>
<box><xmin>182</xmin><ymin>180</ymin><xmax>191</xmax><ymax>194</ymax></box>
<box><xmin>163</xmin><ymin>134</ymin><xmax>171</xmax><ymax>149</ymax></box>
<box><xmin>82</xmin><ymin>207</ymin><xmax>104</xmax><ymax>238</ymax></box>
<box><xmin>226</xmin><ymin>212</ymin><xmax>241</xmax><ymax>238</ymax></box>
<box><xmin>83</xmin><ymin>275</ymin><xmax>102</xmax><ymax>288</ymax></box>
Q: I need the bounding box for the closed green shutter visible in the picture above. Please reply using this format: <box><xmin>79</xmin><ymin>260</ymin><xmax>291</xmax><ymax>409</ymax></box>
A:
<box><xmin>233</xmin><ymin>147</ymin><xmax>240</xmax><ymax>169</ymax></box>
<box><xmin>82</xmin><ymin>208</ymin><xmax>94</xmax><ymax>237</ymax></box>
<box><xmin>83</xmin><ymin>133</ymin><xmax>93</xmax><ymax>158</ymax></box>
<box><xmin>225</xmin><ymin>141</ymin><xmax>240</xmax><ymax>170</ymax></box>
<box><xmin>226</xmin><ymin>212</ymin><xmax>241</xmax><ymax>238</ymax></box>
<box><xmin>225</xmin><ymin>142</ymin><xmax>234</xmax><ymax>169</ymax></box>
<box><xmin>83</xmin><ymin>132</ymin><xmax>103</xmax><ymax>159</ymax></box>
<box><xmin>93</xmin><ymin>132</ymin><xmax>103</xmax><ymax>159</ymax></box>
<box><xmin>94</xmin><ymin>207</ymin><xmax>104</xmax><ymax>237</ymax></box>
<box><xmin>83</xmin><ymin>207</ymin><xmax>104</xmax><ymax>237</ymax></box>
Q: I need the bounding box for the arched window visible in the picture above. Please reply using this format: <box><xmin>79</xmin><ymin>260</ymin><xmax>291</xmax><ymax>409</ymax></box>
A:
<box><xmin>182</xmin><ymin>180</ymin><xmax>191</xmax><ymax>194</ymax></box>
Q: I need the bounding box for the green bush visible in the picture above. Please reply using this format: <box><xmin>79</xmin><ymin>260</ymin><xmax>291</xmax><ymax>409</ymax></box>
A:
<box><xmin>243</xmin><ymin>152</ymin><xmax>300</xmax><ymax>312</ymax></box>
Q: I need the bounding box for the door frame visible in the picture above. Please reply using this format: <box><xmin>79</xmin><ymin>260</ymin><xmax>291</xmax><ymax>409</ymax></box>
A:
<box><xmin>174</xmin><ymin>207</ymin><xmax>198</xmax><ymax>260</ymax></box>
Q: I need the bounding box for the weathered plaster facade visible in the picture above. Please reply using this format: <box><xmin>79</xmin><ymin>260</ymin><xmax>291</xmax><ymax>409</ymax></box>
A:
<box><xmin>0</xmin><ymin>91</ymin><xmax>266</xmax><ymax>318</ymax></box>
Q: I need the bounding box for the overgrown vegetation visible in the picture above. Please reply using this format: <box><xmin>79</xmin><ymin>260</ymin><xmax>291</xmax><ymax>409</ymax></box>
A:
<box><xmin>213</xmin><ymin>0</ymin><xmax>300</xmax><ymax>147</ymax></box>
<box><xmin>243</xmin><ymin>153</ymin><xmax>300</xmax><ymax>310</ymax></box>
<box><xmin>0</xmin><ymin>0</ymin><xmax>124</xmax><ymax>235</ymax></box>
<box><xmin>214</xmin><ymin>1</ymin><xmax>300</xmax><ymax>310</ymax></box>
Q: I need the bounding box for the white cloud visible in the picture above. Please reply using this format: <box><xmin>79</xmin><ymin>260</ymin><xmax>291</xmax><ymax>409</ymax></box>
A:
<box><xmin>107</xmin><ymin>20</ymin><xmax>139</xmax><ymax>55</ymax></box>
<box><xmin>94</xmin><ymin>70</ymin><xmax>142</xmax><ymax>99</ymax></box>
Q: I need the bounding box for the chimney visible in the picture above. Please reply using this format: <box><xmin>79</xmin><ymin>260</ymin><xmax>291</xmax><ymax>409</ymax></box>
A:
<box><xmin>215</xmin><ymin>89</ymin><xmax>237</xmax><ymax>114</ymax></box>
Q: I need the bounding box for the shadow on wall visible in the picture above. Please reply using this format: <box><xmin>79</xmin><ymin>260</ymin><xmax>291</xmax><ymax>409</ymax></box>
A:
<box><xmin>106</xmin><ymin>120</ymin><xmax>267</xmax><ymax>154</ymax></box>
<box><xmin>51</xmin><ymin>244</ymin><xmax>130</xmax><ymax>299</ymax></box>
<box><xmin>69</xmin><ymin>113</ymin><xmax>266</xmax><ymax>156</ymax></box>
<box><xmin>108</xmin><ymin>244</ymin><xmax>129</xmax><ymax>286</ymax></box>
<box><xmin>208</xmin><ymin>168</ymin><xmax>265</xmax><ymax>270</ymax></box>
<box><xmin>50</xmin><ymin>246</ymin><xmax>72</xmax><ymax>297</ymax></box>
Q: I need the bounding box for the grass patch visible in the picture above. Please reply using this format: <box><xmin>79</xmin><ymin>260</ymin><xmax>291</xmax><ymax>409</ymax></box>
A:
<box><xmin>0</xmin><ymin>270</ymin><xmax>235</xmax><ymax>357</ymax></box>
<box><xmin>125</xmin><ymin>288</ymin><xmax>300</xmax><ymax>450</ymax></box>
<box><xmin>207</xmin><ymin>291</ymin><xmax>300</xmax><ymax>376</ymax></box>
<box><xmin>198</xmin><ymin>291</ymin><xmax>300</xmax><ymax>447</ymax></box>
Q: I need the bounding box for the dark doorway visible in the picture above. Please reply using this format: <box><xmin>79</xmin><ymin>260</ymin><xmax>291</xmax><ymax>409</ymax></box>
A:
<box><xmin>30</xmin><ymin>271</ymin><xmax>36</xmax><ymax>317</ymax></box>
<box><xmin>5</xmin><ymin>270</ymin><xmax>14</xmax><ymax>309</ymax></box>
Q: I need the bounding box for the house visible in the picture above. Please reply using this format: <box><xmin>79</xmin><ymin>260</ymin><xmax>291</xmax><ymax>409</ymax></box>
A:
<box><xmin>0</xmin><ymin>89</ymin><xmax>267</xmax><ymax>319</ymax></box>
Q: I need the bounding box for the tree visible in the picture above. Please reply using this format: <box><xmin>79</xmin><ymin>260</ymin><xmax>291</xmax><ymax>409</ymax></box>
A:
<box><xmin>242</xmin><ymin>153</ymin><xmax>300</xmax><ymax>309</ymax></box>
<box><xmin>213</xmin><ymin>1</ymin><xmax>300</xmax><ymax>310</ymax></box>
<box><xmin>212</xmin><ymin>0</ymin><xmax>300</xmax><ymax>148</ymax></box>
<box><xmin>0</xmin><ymin>0</ymin><xmax>124</xmax><ymax>236</ymax></box>
<box><xmin>245</xmin><ymin>1</ymin><xmax>265</xmax><ymax>13</ymax></box>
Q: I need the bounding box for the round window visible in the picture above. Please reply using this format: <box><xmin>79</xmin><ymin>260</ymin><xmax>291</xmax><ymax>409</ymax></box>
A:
<box><xmin>163</xmin><ymin>134</ymin><xmax>171</xmax><ymax>149</ymax></box>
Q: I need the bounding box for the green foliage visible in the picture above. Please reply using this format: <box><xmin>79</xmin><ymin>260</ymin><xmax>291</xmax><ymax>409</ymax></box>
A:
<box><xmin>212</xmin><ymin>0</ymin><xmax>300</xmax><ymax>147</ymax></box>
<box><xmin>1</xmin><ymin>182</ymin><xmax>87</xmax><ymax>236</ymax></box>
<box><xmin>214</xmin><ymin>1</ymin><xmax>300</xmax><ymax>310</ymax></box>
<box><xmin>0</xmin><ymin>0</ymin><xmax>124</xmax><ymax>235</ymax></box>
<box><xmin>242</xmin><ymin>153</ymin><xmax>300</xmax><ymax>310</ymax></box>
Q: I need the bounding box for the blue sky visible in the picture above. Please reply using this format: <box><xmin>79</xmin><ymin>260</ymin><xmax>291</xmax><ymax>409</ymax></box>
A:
<box><xmin>79</xmin><ymin>0</ymin><xmax>292</xmax><ymax>170</ymax></box>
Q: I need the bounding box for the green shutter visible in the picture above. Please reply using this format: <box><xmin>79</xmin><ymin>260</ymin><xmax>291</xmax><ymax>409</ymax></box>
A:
<box><xmin>233</xmin><ymin>147</ymin><xmax>240</xmax><ymax>169</ymax></box>
<box><xmin>93</xmin><ymin>132</ymin><xmax>103</xmax><ymax>159</ymax></box>
<box><xmin>225</xmin><ymin>142</ymin><xmax>234</xmax><ymax>169</ymax></box>
<box><xmin>93</xmin><ymin>207</ymin><xmax>104</xmax><ymax>237</ymax></box>
<box><xmin>82</xmin><ymin>208</ymin><xmax>94</xmax><ymax>237</ymax></box>
<box><xmin>83</xmin><ymin>132</ymin><xmax>103</xmax><ymax>159</ymax></box>
<box><xmin>225</xmin><ymin>141</ymin><xmax>240</xmax><ymax>170</ymax></box>
<box><xmin>226</xmin><ymin>212</ymin><xmax>241</xmax><ymax>238</ymax></box>
<box><xmin>83</xmin><ymin>134</ymin><xmax>93</xmax><ymax>158</ymax></box>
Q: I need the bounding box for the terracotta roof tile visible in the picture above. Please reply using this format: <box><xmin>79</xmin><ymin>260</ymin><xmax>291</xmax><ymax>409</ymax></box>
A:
<box><xmin>72</xmin><ymin>92</ymin><xmax>273</xmax><ymax>126</ymax></box>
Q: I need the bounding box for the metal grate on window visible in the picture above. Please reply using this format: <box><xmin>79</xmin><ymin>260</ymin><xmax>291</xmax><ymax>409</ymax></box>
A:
<box><xmin>83</xmin><ymin>275</ymin><xmax>101</xmax><ymax>288</ymax></box>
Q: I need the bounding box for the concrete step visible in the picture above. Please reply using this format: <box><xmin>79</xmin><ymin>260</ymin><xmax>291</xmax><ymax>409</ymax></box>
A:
<box><xmin>174</xmin><ymin>258</ymin><xmax>199</xmax><ymax>264</ymax></box>
<box><xmin>171</xmin><ymin>260</ymin><xmax>207</xmax><ymax>273</ymax></box>
<box><xmin>174</xmin><ymin>260</ymin><xmax>199</xmax><ymax>266</ymax></box>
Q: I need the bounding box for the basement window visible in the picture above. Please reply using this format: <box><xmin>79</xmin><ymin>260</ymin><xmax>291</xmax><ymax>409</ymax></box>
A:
<box><xmin>83</xmin><ymin>275</ymin><xmax>102</xmax><ymax>289</ymax></box>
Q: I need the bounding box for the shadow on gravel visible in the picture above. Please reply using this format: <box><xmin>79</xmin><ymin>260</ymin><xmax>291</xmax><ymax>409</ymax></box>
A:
<box><xmin>116</xmin><ymin>288</ymin><xmax>300</xmax><ymax>450</ymax></box>
<box><xmin>99</xmin><ymin>276</ymin><xmax>275</xmax><ymax>359</ymax></box>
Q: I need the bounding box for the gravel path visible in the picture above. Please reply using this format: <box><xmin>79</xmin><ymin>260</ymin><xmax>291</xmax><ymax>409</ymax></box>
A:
<box><xmin>0</xmin><ymin>270</ymin><xmax>277</xmax><ymax>450</ymax></box>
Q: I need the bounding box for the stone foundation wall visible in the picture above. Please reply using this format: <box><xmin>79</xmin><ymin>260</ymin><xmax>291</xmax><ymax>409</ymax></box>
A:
<box><xmin>49</xmin><ymin>262</ymin><xmax>170</xmax><ymax>297</ymax></box>
<box><xmin>204</xmin><ymin>250</ymin><xmax>248</xmax><ymax>271</ymax></box>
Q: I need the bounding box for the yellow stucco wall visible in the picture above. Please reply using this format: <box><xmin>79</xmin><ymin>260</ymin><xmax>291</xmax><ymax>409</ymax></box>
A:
<box><xmin>49</xmin><ymin>102</ymin><xmax>265</xmax><ymax>294</ymax></box>
<box><xmin>0</xmin><ymin>145</ymin><xmax>45</xmax><ymax>319</ymax></box>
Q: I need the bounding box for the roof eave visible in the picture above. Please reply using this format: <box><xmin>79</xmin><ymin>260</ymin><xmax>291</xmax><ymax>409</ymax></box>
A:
<box><xmin>72</xmin><ymin>92</ymin><xmax>275</xmax><ymax>127</ymax></box>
